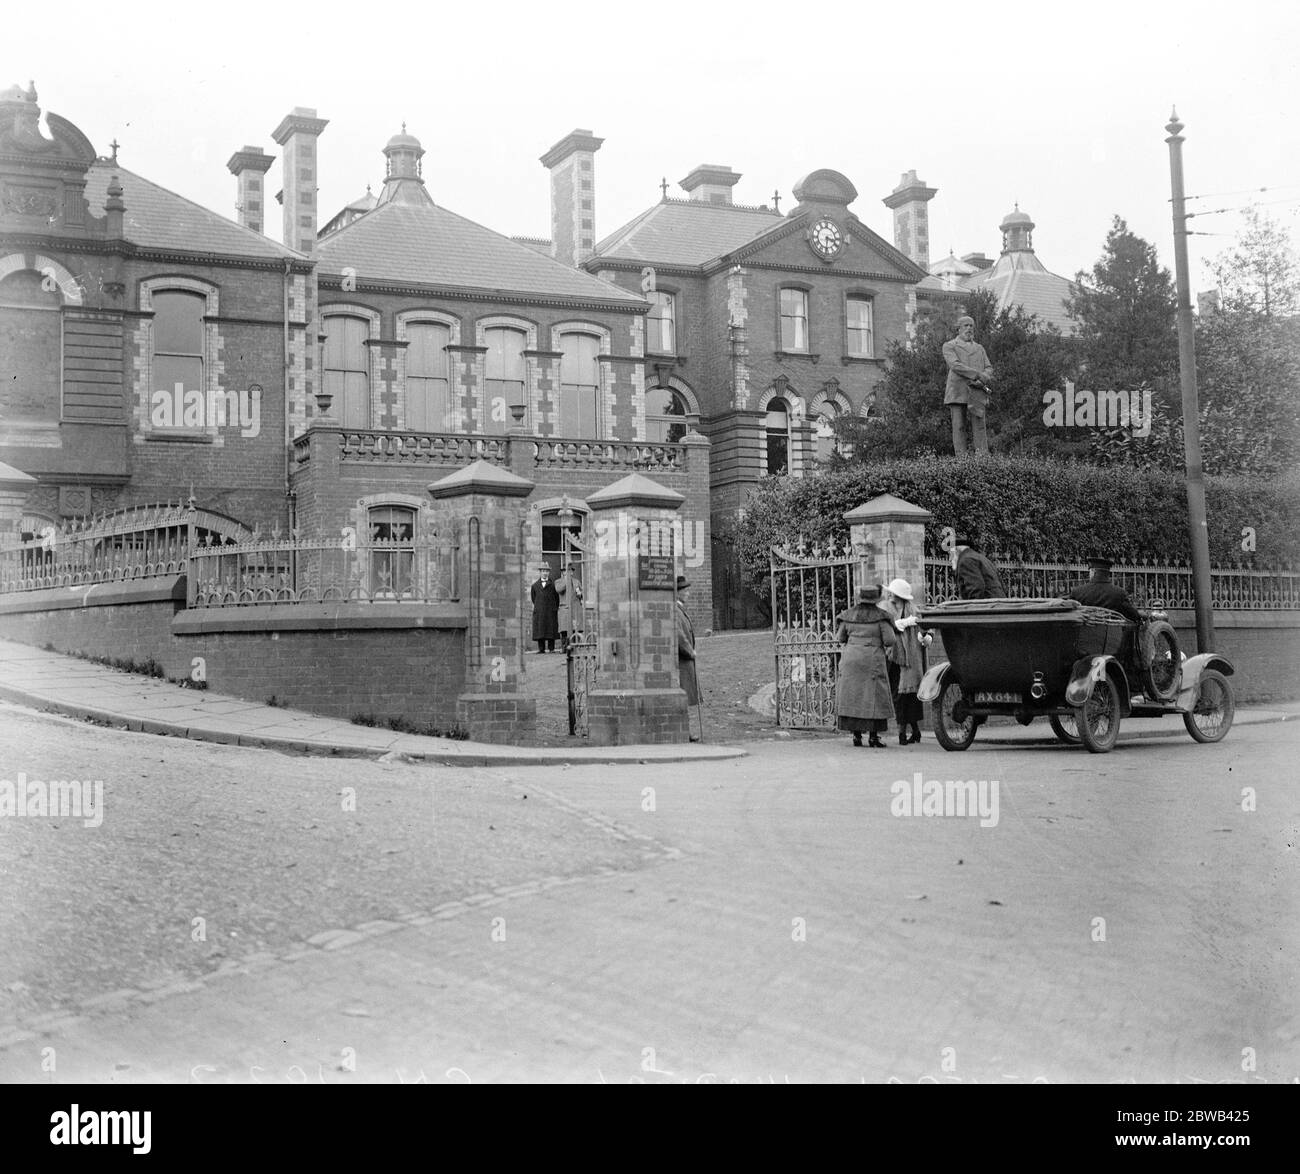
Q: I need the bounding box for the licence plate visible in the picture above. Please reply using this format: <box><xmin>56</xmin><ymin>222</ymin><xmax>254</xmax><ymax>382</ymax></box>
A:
<box><xmin>975</xmin><ymin>691</ymin><xmax>1022</xmax><ymax>704</ymax></box>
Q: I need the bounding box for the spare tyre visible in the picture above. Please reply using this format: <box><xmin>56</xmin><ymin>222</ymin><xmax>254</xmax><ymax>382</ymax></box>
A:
<box><xmin>1142</xmin><ymin>618</ymin><xmax>1181</xmax><ymax>701</ymax></box>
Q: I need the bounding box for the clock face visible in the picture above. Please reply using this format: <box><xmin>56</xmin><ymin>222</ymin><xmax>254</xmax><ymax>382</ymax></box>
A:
<box><xmin>810</xmin><ymin>218</ymin><xmax>844</xmax><ymax>259</ymax></box>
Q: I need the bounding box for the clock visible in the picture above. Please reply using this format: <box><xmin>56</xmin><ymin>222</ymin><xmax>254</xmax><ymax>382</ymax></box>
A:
<box><xmin>809</xmin><ymin>218</ymin><xmax>844</xmax><ymax>260</ymax></box>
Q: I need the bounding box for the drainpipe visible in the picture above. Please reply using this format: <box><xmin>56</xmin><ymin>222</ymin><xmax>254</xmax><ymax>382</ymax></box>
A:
<box><xmin>283</xmin><ymin>258</ymin><xmax>295</xmax><ymax>532</ymax></box>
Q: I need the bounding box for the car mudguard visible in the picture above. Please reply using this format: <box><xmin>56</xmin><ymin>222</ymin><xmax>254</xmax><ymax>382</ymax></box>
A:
<box><xmin>1174</xmin><ymin>653</ymin><xmax>1235</xmax><ymax>713</ymax></box>
<box><xmin>917</xmin><ymin>660</ymin><xmax>952</xmax><ymax>704</ymax></box>
<box><xmin>1065</xmin><ymin>655</ymin><xmax>1132</xmax><ymax>709</ymax></box>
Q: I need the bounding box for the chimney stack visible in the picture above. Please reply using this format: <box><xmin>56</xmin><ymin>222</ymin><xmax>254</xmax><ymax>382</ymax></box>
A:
<box><xmin>882</xmin><ymin>169</ymin><xmax>937</xmax><ymax>269</ymax></box>
<box><xmin>540</xmin><ymin>128</ymin><xmax>603</xmax><ymax>268</ymax></box>
<box><xmin>271</xmin><ymin>107</ymin><xmax>328</xmax><ymax>252</ymax></box>
<box><xmin>679</xmin><ymin>164</ymin><xmax>741</xmax><ymax>205</ymax></box>
<box><xmin>226</xmin><ymin>145</ymin><xmax>275</xmax><ymax>234</ymax></box>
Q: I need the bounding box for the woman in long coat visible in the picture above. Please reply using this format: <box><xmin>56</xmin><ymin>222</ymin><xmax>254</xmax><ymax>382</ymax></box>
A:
<box><xmin>835</xmin><ymin>584</ymin><xmax>896</xmax><ymax>748</ymax></box>
<box><xmin>530</xmin><ymin>565</ymin><xmax>560</xmax><ymax>653</ymax></box>
<box><xmin>885</xmin><ymin>577</ymin><xmax>931</xmax><ymax>745</ymax></box>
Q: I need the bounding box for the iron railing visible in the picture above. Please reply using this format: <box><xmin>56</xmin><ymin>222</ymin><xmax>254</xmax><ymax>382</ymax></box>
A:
<box><xmin>0</xmin><ymin>501</ymin><xmax>249</xmax><ymax>594</ymax></box>
<box><xmin>187</xmin><ymin>527</ymin><xmax>460</xmax><ymax>608</ymax></box>
<box><xmin>924</xmin><ymin>555</ymin><xmax>1300</xmax><ymax>610</ymax></box>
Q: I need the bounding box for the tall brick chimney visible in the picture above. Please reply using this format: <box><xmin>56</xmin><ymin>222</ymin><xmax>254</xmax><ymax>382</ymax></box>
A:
<box><xmin>271</xmin><ymin>107</ymin><xmax>328</xmax><ymax>252</ymax></box>
<box><xmin>680</xmin><ymin>164</ymin><xmax>741</xmax><ymax>205</ymax></box>
<box><xmin>226</xmin><ymin>145</ymin><xmax>275</xmax><ymax>234</ymax></box>
<box><xmin>882</xmin><ymin>169</ymin><xmax>937</xmax><ymax>269</ymax></box>
<box><xmin>540</xmin><ymin>128</ymin><xmax>603</xmax><ymax>268</ymax></box>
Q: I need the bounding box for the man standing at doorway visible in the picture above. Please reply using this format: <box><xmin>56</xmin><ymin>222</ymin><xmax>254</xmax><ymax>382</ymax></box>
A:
<box><xmin>943</xmin><ymin>315</ymin><xmax>994</xmax><ymax>455</ymax></box>
<box><xmin>530</xmin><ymin>564</ymin><xmax>560</xmax><ymax>653</ymax></box>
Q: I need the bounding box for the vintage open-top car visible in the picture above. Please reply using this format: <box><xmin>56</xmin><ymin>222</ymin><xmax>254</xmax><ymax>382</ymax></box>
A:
<box><xmin>916</xmin><ymin>597</ymin><xmax>1235</xmax><ymax>753</ymax></box>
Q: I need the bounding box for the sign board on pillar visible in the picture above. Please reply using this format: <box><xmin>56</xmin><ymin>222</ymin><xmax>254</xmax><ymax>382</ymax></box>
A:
<box><xmin>638</xmin><ymin>554</ymin><xmax>674</xmax><ymax>590</ymax></box>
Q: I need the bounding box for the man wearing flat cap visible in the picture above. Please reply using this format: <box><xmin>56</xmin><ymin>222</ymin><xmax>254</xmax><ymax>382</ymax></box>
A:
<box><xmin>943</xmin><ymin>315</ymin><xmax>994</xmax><ymax>455</ymax></box>
<box><xmin>1067</xmin><ymin>557</ymin><xmax>1141</xmax><ymax>623</ymax></box>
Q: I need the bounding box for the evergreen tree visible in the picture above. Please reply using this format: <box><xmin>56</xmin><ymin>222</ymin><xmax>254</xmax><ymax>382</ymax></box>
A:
<box><xmin>1065</xmin><ymin>216</ymin><xmax>1178</xmax><ymax>397</ymax></box>
<box><xmin>1211</xmin><ymin>206</ymin><xmax>1299</xmax><ymax>318</ymax></box>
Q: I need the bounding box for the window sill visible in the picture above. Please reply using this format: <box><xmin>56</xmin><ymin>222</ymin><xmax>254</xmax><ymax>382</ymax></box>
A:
<box><xmin>646</xmin><ymin>351</ymin><xmax>687</xmax><ymax>364</ymax></box>
<box><xmin>774</xmin><ymin>351</ymin><xmax>820</xmax><ymax>363</ymax></box>
<box><xmin>141</xmin><ymin>430</ymin><xmax>216</xmax><ymax>444</ymax></box>
<box><xmin>841</xmin><ymin>354</ymin><xmax>881</xmax><ymax>364</ymax></box>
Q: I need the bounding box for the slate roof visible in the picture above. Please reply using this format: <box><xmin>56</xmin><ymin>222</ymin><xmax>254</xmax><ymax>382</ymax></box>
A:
<box><xmin>594</xmin><ymin>199</ymin><xmax>785</xmax><ymax>267</ymax></box>
<box><xmin>82</xmin><ymin>163</ymin><xmax>303</xmax><ymax>261</ymax></box>
<box><xmin>961</xmin><ymin>251</ymin><xmax>1078</xmax><ymax>333</ymax></box>
<box><xmin>316</xmin><ymin>200</ymin><xmax>646</xmax><ymax>306</ymax></box>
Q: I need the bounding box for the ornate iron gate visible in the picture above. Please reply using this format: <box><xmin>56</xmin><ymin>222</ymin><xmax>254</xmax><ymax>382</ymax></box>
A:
<box><xmin>771</xmin><ymin>541</ymin><xmax>860</xmax><ymax>729</ymax></box>
<box><xmin>566</xmin><ymin>630</ymin><xmax>598</xmax><ymax>736</ymax></box>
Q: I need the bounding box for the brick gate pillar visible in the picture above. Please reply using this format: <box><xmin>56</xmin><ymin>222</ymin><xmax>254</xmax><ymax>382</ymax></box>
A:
<box><xmin>584</xmin><ymin>472</ymin><xmax>690</xmax><ymax>745</ymax></box>
<box><xmin>428</xmin><ymin>459</ymin><xmax>538</xmax><ymax>743</ymax></box>
<box><xmin>844</xmin><ymin>493</ymin><xmax>934</xmax><ymax>606</ymax></box>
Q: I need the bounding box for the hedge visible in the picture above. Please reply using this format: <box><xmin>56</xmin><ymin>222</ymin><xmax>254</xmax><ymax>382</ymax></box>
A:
<box><xmin>727</xmin><ymin>455</ymin><xmax>1300</xmax><ymax>598</ymax></box>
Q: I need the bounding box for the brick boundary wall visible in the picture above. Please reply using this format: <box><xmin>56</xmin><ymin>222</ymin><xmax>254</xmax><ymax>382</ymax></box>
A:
<box><xmin>0</xmin><ymin>584</ymin><xmax>471</xmax><ymax>727</ymax></box>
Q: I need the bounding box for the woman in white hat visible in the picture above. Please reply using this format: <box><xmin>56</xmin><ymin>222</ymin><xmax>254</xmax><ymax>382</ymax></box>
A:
<box><xmin>884</xmin><ymin>577</ymin><xmax>931</xmax><ymax>745</ymax></box>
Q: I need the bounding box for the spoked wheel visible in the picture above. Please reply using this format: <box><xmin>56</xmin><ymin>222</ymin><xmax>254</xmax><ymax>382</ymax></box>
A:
<box><xmin>1076</xmin><ymin>674</ymin><xmax>1121</xmax><ymax>753</ymax></box>
<box><xmin>1049</xmin><ymin>712</ymin><xmax>1082</xmax><ymax>745</ymax></box>
<box><xmin>933</xmin><ymin>678</ymin><xmax>977</xmax><ymax>752</ymax></box>
<box><xmin>1183</xmin><ymin>668</ymin><xmax>1234</xmax><ymax>743</ymax></box>
<box><xmin>1143</xmin><ymin>621</ymin><xmax>1181</xmax><ymax>701</ymax></box>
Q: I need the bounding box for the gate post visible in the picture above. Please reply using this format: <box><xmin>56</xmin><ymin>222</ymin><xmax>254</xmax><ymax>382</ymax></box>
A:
<box><xmin>428</xmin><ymin>459</ymin><xmax>538</xmax><ymax>743</ymax></box>
<box><xmin>584</xmin><ymin>472</ymin><xmax>691</xmax><ymax>745</ymax></box>
<box><xmin>843</xmin><ymin>494</ymin><xmax>933</xmax><ymax>606</ymax></box>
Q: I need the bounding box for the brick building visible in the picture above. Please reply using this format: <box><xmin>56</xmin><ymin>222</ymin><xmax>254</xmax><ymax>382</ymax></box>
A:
<box><xmin>578</xmin><ymin>160</ymin><xmax>927</xmax><ymax>627</ymax></box>
<box><xmin>0</xmin><ymin>88</ymin><xmax>715</xmax><ymax>633</ymax></box>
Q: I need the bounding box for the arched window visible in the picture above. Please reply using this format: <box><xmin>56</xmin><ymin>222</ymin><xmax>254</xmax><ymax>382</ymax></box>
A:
<box><xmin>765</xmin><ymin>396</ymin><xmax>790</xmax><ymax>475</ymax></box>
<box><xmin>323</xmin><ymin>314</ymin><xmax>370</xmax><ymax>428</ymax></box>
<box><xmin>558</xmin><ymin>332</ymin><xmax>600</xmax><ymax>437</ymax></box>
<box><xmin>646</xmin><ymin>386</ymin><xmax>694</xmax><ymax>443</ymax></box>
<box><xmin>484</xmin><ymin>326</ymin><xmax>527</xmax><ymax>433</ymax></box>
<box><xmin>0</xmin><ymin>270</ymin><xmax>61</xmax><ymax>423</ymax></box>
<box><xmin>367</xmin><ymin>505</ymin><xmax>415</xmax><ymax>596</ymax></box>
<box><xmin>406</xmin><ymin>322</ymin><xmax>452</xmax><ymax>432</ymax></box>
<box><xmin>814</xmin><ymin>401</ymin><xmax>841</xmax><ymax>462</ymax></box>
<box><xmin>646</xmin><ymin>291</ymin><xmax>676</xmax><ymax>354</ymax></box>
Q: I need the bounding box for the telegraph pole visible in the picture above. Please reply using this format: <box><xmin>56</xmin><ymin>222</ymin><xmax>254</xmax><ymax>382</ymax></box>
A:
<box><xmin>1165</xmin><ymin>108</ymin><xmax>1215</xmax><ymax>652</ymax></box>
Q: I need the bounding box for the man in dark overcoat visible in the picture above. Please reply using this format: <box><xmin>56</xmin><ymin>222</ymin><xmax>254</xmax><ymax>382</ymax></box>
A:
<box><xmin>1067</xmin><ymin>557</ymin><xmax>1142</xmax><ymax>622</ymax></box>
<box><xmin>530</xmin><ymin>564</ymin><xmax>560</xmax><ymax>653</ymax></box>
<box><xmin>675</xmin><ymin>575</ymin><xmax>700</xmax><ymax>710</ymax></box>
<box><xmin>943</xmin><ymin>315</ymin><xmax>994</xmax><ymax>454</ymax></box>
<box><xmin>953</xmin><ymin>537</ymin><xmax>1006</xmax><ymax>600</ymax></box>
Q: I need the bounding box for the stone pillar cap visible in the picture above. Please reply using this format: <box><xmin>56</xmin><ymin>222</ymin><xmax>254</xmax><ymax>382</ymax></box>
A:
<box><xmin>843</xmin><ymin>493</ymin><xmax>933</xmax><ymax>525</ymax></box>
<box><xmin>428</xmin><ymin>459</ymin><xmax>534</xmax><ymax>499</ymax></box>
<box><xmin>586</xmin><ymin>473</ymin><xmax>684</xmax><ymax>512</ymax></box>
<box><xmin>0</xmin><ymin>460</ymin><xmax>37</xmax><ymax>489</ymax></box>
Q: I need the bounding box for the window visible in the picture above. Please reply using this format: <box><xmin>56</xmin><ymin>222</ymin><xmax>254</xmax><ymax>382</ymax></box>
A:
<box><xmin>484</xmin><ymin>326</ymin><xmax>527</xmax><ymax>433</ymax></box>
<box><xmin>646</xmin><ymin>291</ymin><xmax>675</xmax><ymax>354</ymax></box>
<box><xmin>0</xmin><ymin>271</ymin><xmax>61</xmax><ymax>422</ymax></box>
<box><xmin>765</xmin><ymin>396</ymin><xmax>790</xmax><ymax>475</ymax></box>
<box><xmin>406</xmin><ymin>322</ymin><xmax>452</xmax><ymax>432</ymax></box>
<box><xmin>152</xmin><ymin>290</ymin><xmax>205</xmax><ymax>410</ymax></box>
<box><xmin>646</xmin><ymin>386</ymin><xmax>693</xmax><ymax>443</ymax></box>
<box><xmin>323</xmin><ymin>315</ymin><xmax>370</xmax><ymax>428</ymax></box>
<box><xmin>779</xmin><ymin>289</ymin><xmax>808</xmax><ymax>352</ymax></box>
<box><xmin>367</xmin><ymin>506</ymin><xmax>415</xmax><ymax>596</ymax></box>
<box><xmin>558</xmin><ymin>333</ymin><xmax>600</xmax><ymax>437</ymax></box>
<box><xmin>847</xmin><ymin>295</ymin><xmax>874</xmax><ymax>357</ymax></box>
<box><xmin>815</xmin><ymin>402</ymin><xmax>841</xmax><ymax>462</ymax></box>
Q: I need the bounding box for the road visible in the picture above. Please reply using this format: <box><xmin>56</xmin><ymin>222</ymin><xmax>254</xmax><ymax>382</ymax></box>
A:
<box><xmin>1</xmin><ymin>701</ymin><xmax>1296</xmax><ymax>1083</ymax></box>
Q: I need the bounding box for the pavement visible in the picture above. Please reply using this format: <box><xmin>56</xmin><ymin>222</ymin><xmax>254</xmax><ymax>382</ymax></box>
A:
<box><xmin>0</xmin><ymin>638</ymin><xmax>1292</xmax><ymax>766</ymax></box>
<box><xmin>0</xmin><ymin>639</ymin><xmax>745</xmax><ymax>766</ymax></box>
